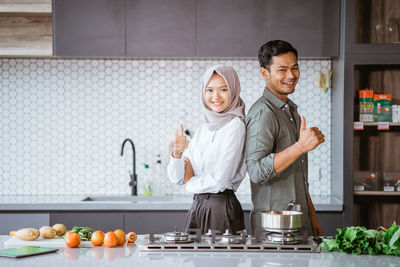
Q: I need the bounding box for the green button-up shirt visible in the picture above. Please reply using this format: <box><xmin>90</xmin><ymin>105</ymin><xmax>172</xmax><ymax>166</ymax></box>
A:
<box><xmin>245</xmin><ymin>87</ymin><xmax>312</xmax><ymax>234</ymax></box>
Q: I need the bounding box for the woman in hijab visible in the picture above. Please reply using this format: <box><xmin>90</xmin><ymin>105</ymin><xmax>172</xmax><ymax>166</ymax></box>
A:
<box><xmin>167</xmin><ymin>65</ymin><xmax>246</xmax><ymax>234</ymax></box>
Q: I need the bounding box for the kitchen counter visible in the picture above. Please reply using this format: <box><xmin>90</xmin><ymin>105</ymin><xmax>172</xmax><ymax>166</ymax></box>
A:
<box><xmin>0</xmin><ymin>236</ymin><xmax>398</xmax><ymax>267</ymax></box>
<box><xmin>0</xmin><ymin>195</ymin><xmax>342</xmax><ymax>211</ymax></box>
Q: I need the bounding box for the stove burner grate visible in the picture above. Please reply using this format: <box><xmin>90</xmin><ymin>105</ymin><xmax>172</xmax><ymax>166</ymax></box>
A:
<box><xmin>140</xmin><ymin>228</ymin><xmax>320</xmax><ymax>253</ymax></box>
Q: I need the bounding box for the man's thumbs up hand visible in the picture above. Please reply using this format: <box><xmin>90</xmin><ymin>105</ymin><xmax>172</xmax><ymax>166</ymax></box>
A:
<box><xmin>300</xmin><ymin>116</ymin><xmax>306</xmax><ymax>131</ymax></box>
<box><xmin>297</xmin><ymin>116</ymin><xmax>325</xmax><ymax>153</ymax></box>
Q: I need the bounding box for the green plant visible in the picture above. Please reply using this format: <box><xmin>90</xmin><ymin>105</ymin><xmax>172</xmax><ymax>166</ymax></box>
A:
<box><xmin>320</xmin><ymin>222</ymin><xmax>400</xmax><ymax>256</ymax></box>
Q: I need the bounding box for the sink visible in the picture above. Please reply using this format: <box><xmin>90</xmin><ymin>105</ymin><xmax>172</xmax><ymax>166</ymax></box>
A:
<box><xmin>81</xmin><ymin>195</ymin><xmax>184</xmax><ymax>202</ymax></box>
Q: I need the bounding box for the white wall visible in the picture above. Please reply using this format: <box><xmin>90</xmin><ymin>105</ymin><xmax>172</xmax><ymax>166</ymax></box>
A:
<box><xmin>0</xmin><ymin>58</ymin><xmax>331</xmax><ymax>196</ymax></box>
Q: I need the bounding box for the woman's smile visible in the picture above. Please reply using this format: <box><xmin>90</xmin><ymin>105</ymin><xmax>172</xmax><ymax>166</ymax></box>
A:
<box><xmin>205</xmin><ymin>73</ymin><xmax>231</xmax><ymax>113</ymax></box>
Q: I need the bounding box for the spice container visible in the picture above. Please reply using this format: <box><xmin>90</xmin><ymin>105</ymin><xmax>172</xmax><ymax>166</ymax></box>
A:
<box><xmin>354</xmin><ymin>171</ymin><xmax>379</xmax><ymax>191</ymax></box>
<box><xmin>359</xmin><ymin>89</ymin><xmax>374</xmax><ymax>122</ymax></box>
<box><xmin>374</xmin><ymin>94</ymin><xmax>392</xmax><ymax>122</ymax></box>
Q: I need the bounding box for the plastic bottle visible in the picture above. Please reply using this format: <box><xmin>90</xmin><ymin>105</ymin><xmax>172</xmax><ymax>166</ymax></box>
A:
<box><xmin>143</xmin><ymin>164</ymin><xmax>152</xmax><ymax>196</ymax></box>
<box><xmin>155</xmin><ymin>154</ymin><xmax>164</xmax><ymax>196</ymax></box>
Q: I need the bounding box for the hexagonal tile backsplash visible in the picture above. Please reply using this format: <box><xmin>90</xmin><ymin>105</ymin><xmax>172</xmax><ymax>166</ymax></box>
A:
<box><xmin>0</xmin><ymin>58</ymin><xmax>331</xmax><ymax>196</ymax></box>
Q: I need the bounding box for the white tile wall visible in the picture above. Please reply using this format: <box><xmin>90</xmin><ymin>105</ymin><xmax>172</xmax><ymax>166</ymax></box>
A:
<box><xmin>0</xmin><ymin>58</ymin><xmax>331</xmax><ymax>196</ymax></box>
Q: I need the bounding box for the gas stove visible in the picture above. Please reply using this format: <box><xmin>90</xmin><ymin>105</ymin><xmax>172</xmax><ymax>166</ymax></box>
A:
<box><xmin>138</xmin><ymin>228</ymin><xmax>321</xmax><ymax>253</ymax></box>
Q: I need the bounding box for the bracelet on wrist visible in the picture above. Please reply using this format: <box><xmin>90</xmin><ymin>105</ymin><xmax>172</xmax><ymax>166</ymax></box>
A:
<box><xmin>295</xmin><ymin>142</ymin><xmax>305</xmax><ymax>154</ymax></box>
<box><xmin>171</xmin><ymin>149</ymin><xmax>182</xmax><ymax>158</ymax></box>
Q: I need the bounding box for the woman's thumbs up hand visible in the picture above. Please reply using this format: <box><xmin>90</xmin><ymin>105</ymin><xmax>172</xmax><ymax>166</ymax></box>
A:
<box><xmin>172</xmin><ymin>124</ymin><xmax>187</xmax><ymax>158</ymax></box>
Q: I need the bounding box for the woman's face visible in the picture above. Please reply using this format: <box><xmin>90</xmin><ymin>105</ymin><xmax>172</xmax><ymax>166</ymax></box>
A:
<box><xmin>204</xmin><ymin>74</ymin><xmax>231</xmax><ymax>113</ymax></box>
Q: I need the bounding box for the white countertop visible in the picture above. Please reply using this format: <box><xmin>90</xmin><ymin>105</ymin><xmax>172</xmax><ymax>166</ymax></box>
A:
<box><xmin>0</xmin><ymin>236</ymin><xmax>398</xmax><ymax>267</ymax></box>
<box><xmin>0</xmin><ymin>194</ymin><xmax>343</xmax><ymax>211</ymax></box>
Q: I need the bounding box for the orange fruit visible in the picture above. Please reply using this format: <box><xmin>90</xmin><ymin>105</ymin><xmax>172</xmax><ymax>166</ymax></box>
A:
<box><xmin>114</xmin><ymin>229</ymin><xmax>126</xmax><ymax>245</ymax></box>
<box><xmin>103</xmin><ymin>231</ymin><xmax>118</xmax><ymax>247</ymax></box>
<box><xmin>91</xmin><ymin>230</ymin><xmax>105</xmax><ymax>246</ymax></box>
<box><xmin>126</xmin><ymin>232</ymin><xmax>137</xmax><ymax>243</ymax></box>
<box><xmin>64</xmin><ymin>231</ymin><xmax>81</xmax><ymax>248</ymax></box>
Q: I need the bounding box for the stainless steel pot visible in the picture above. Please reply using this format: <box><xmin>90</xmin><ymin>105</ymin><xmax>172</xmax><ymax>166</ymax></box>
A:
<box><xmin>260</xmin><ymin>210</ymin><xmax>303</xmax><ymax>231</ymax></box>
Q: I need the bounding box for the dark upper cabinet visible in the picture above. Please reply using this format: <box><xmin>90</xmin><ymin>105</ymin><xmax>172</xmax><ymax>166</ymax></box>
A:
<box><xmin>196</xmin><ymin>0</ymin><xmax>267</xmax><ymax>57</ymax></box>
<box><xmin>266</xmin><ymin>0</ymin><xmax>340</xmax><ymax>57</ymax></box>
<box><xmin>126</xmin><ymin>0</ymin><xmax>196</xmax><ymax>57</ymax></box>
<box><xmin>52</xmin><ymin>0</ymin><xmax>339</xmax><ymax>58</ymax></box>
<box><xmin>53</xmin><ymin>0</ymin><xmax>125</xmax><ymax>57</ymax></box>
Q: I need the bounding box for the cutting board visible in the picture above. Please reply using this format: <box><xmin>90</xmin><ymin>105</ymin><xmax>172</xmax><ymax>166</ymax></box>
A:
<box><xmin>4</xmin><ymin>236</ymin><xmax>93</xmax><ymax>248</ymax></box>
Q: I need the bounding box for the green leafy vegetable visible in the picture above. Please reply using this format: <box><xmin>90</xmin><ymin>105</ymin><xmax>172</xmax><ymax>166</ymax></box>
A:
<box><xmin>320</xmin><ymin>221</ymin><xmax>400</xmax><ymax>257</ymax></box>
<box><xmin>65</xmin><ymin>226</ymin><xmax>95</xmax><ymax>241</ymax></box>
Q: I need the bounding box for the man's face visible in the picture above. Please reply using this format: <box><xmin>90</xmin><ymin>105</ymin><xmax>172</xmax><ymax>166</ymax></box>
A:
<box><xmin>260</xmin><ymin>52</ymin><xmax>299</xmax><ymax>101</ymax></box>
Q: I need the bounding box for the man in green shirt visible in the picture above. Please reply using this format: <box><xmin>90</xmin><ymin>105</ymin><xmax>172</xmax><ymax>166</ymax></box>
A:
<box><xmin>246</xmin><ymin>40</ymin><xmax>324</xmax><ymax>236</ymax></box>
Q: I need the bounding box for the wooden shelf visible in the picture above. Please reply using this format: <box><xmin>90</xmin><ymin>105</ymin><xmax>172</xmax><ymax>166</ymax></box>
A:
<box><xmin>354</xmin><ymin>122</ymin><xmax>400</xmax><ymax>130</ymax></box>
<box><xmin>0</xmin><ymin>15</ymin><xmax>52</xmax><ymax>56</ymax></box>
<box><xmin>354</xmin><ymin>191</ymin><xmax>400</xmax><ymax>196</ymax></box>
<box><xmin>362</xmin><ymin>122</ymin><xmax>400</xmax><ymax>126</ymax></box>
<box><xmin>0</xmin><ymin>0</ymin><xmax>51</xmax><ymax>14</ymax></box>
<box><xmin>0</xmin><ymin>0</ymin><xmax>52</xmax><ymax>56</ymax></box>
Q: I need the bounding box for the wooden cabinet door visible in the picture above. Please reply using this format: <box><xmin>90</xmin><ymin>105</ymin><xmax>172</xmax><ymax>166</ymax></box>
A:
<box><xmin>126</xmin><ymin>0</ymin><xmax>196</xmax><ymax>57</ymax></box>
<box><xmin>53</xmin><ymin>0</ymin><xmax>125</xmax><ymax>57</ymax></box>
<box><xmin>196</xmin><ymin>0</ymin><xmax>267</xmax><ymax>57</ymax></box>
<box><xmin>266</xmin><ymin>0</ymin><xmax>340</xmax><ymax>57</ymax></box>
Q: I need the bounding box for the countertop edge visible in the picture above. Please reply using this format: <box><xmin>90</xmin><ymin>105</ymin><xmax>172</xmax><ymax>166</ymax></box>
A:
<box><xmin>0</xmin><ymin>195</ymin><xmax>343</xmax><ymax>212</ymax></box>
<box><xmin>0</xmin><ymin>203</ymin><xmax>343</xmax><ymax>212</ymax></box>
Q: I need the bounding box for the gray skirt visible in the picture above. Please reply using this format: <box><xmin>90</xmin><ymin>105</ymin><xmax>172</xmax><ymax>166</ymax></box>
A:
<box><xmin>184</xmin><ymin>189</ymin><xmax>245</xmax><ymax>234</ymax></box>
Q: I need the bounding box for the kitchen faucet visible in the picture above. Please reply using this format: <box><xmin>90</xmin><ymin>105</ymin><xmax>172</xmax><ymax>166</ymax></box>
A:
<box><xmin>121</xmin><ymin>138</ymin><xmax>137</xmax><ymax>196</ymax></box>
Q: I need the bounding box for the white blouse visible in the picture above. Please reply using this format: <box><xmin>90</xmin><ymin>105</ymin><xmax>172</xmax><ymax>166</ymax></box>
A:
<box><xmin>167</xmin><ymin>117</ymin><xmax>246</xmax><ymax>194</ymax></box>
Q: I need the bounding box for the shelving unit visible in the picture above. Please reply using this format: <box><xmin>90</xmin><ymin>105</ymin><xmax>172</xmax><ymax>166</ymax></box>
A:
<box><xmin>0</xmin><ymin>0</ymin><xmax>52</xmax><ymax>56</ymax></box>
<box><xmin>0</xmin><ymin>0</ymin><xmax>51</xmax><ymax>13</ymax></box>
<box><xmin>354</xmin><ymin>191</ymin><xmax>400</xmax><ymax>196</ymax></box>
<box><xmin>342</xmin><ymin>0</ymin><xmax>400</xmax><ymax>229</ymax></box>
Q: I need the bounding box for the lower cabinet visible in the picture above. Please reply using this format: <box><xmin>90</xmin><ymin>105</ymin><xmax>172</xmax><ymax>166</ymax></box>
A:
<box><xmin>0</xmin><ymin>211</ymin><xmax>342</xmax><ymax>236</ymax></box>
<box><xmin>50</xmin><ymin>212</ymin><xmax>124</xmax><ymax>232</ymax></box>
<box><xmin>124</xmin><ymin>211</ymin><xmax>252</xmax><ymax>234</ymax></box>
<box><xmin>0</xmin><ymin>213</ymin><xmax>49</xmax><ymax>234</ymax></box>
<box><xmin>124</xmin><ymin>211</ymin><xmax>187</xmax><ymax>234</ymax></box>
<box><xmin>316</xmin><ymin>212</ymin><xmax>343</xmax><ymax>236</ymax></box>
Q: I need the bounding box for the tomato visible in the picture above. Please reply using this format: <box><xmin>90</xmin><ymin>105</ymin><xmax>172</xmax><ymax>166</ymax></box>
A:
<box><xmin>91</xmin><ymin>230</ymin><xmax>105</xmax><ymax>246</ymax></box>
<box><xmin>114</xmin><ymin>229</ymin><xmax>126</xmax><ymax>245</ymax></box>
<box><xmin>64</xmin><ymin>231</ymin><xmax>81</xmax><ymax>248</ymax></box>
<box><xmin>103</xmin><ymin>231</ymin><xmax>118</xmax><ymax>247</ymax></box>
<box><xmin>126</xmin><ymin>232</ymin><xmax>137</xmax><ymax>243</ymax></box>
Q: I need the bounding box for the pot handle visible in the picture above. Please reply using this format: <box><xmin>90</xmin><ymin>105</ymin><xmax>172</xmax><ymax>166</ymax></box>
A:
<box><xmin>287</xmin><ymin>200</ymin><xmax>301</xmax><ymax>211</ymax></box>
<box><xmin>287</xmin><ymin>200</ymin><xmax>296</xmax><ymax>210</ymax></box>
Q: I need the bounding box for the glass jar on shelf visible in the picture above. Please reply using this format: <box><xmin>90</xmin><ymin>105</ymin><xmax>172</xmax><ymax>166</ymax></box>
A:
<box><xmin>382</xmin><ymin>171</ymin><xmax>398</xmax><ymax>192</ymax></box>
<box><xmin>354</xmin><ymin>171</ymin><xmax>380</xmax><ymax>191</ymax></box>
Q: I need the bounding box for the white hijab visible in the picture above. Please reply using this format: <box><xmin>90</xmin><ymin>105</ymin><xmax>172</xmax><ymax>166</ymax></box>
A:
<box><xmin>201</xmin><ymin>65</ymin><xmax>245</xmax><ymax>131</ymax></box>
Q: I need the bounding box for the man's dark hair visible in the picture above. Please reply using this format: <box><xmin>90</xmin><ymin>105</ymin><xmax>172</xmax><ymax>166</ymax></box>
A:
<box><xmin>258</xmin><ymin>40</ymin><xmax>298</xmax><ymax>70</ymax></box>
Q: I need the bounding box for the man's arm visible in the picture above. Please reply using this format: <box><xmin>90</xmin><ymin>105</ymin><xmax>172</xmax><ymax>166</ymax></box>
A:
<box><xmin>273</xmin><ymin>116</ymin><xmax>325</xmax><ymax>173</ymax></box>
<box><xmin>246</xmin><ymin>109</ymin><xmax>279</xmax><ymax>184</ymax></box>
